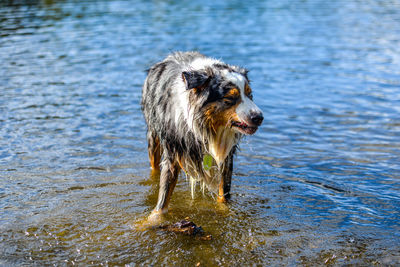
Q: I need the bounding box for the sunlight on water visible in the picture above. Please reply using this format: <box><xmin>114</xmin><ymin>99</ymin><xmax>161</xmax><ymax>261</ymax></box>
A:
<box><xmin>1</xmin><ymin>0</ymin><xmax>400</xmax><ymax>265</ymax></box>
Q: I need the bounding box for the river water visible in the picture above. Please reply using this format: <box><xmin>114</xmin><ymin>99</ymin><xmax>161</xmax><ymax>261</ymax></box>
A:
<box><xmin>1</xmin><ymin>0</ymin><xmax>400</xmax><ymax>265</ymax></box>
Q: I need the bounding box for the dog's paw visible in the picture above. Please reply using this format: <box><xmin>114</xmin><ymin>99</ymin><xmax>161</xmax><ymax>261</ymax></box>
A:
<box><xmin>147</xmin><ymin>210</ymin><xmax>164</xmax><ymax>224</ymax></box>
<box><xmin>131</xmin><ymin>210</ymin><xmax>164</xmax><ymax>231</ymax></box>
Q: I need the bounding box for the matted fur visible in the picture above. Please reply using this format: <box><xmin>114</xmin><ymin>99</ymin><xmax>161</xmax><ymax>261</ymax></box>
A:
<box><xmin>141</xmin><ymin>51</ymin><xmax>263</xmax><ymax>213</ymax></box>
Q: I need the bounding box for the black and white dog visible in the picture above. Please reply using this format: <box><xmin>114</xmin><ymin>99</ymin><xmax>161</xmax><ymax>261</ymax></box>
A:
<box><xmin>141</xmin><ymin>51</ymin><xmax>263</xmax><ymax>218</ymax></box>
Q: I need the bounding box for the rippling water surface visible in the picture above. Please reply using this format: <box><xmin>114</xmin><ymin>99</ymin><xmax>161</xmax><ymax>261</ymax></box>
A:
<box><xmin>1</xmin><ymin>0</ymin><xmax>400</xmax><ymax>265</ymax></box>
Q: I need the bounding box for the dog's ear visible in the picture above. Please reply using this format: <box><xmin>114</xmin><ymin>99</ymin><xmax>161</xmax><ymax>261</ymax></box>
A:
<box><xmin>182</xmin><ymin>71</ymin><xmax>210</xmax><ymax>90</ymax></box>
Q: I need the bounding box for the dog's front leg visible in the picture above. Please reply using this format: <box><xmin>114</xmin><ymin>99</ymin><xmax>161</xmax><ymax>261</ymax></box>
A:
<box><xmin>152</xmin><ymin>158</ymin><xmax>181</xmax><ymax>215</ymax></box>
<box><xmin>137</xmin><ymin>159</ymin><xmax>180</xmax><ymax>228</ymax></box>
<box><xmin>217</xmin><ymin>153</ymin><xmax>233</xmax><ymax>203</ymax></box>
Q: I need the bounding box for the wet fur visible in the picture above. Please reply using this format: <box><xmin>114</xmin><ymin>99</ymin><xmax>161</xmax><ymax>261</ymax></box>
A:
<box><xmin>141</xmin><ymin>51</ymin><xmax>259</xmax><ymax>213</ymax></box>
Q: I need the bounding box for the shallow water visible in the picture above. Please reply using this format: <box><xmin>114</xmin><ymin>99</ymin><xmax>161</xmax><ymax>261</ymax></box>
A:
<box><xmin>1</xmin><ymin>0</ymin><xmax>400</xmax><ymax>265</ymax></box>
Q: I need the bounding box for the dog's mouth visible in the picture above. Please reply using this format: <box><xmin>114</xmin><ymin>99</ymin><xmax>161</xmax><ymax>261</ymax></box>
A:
<box><xmin>231</xmin><ymin>121</ymin><xmax>258</xmax><ymax>135</ymax></box>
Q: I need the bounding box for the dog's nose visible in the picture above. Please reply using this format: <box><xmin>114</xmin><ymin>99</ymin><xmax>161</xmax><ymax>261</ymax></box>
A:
<box><xmin>250</xmin><ymin>112</ymin><xmax>263</xmax><ymax>126</ymax></box>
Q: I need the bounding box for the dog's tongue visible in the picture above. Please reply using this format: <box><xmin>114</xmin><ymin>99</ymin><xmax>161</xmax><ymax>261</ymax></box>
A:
<box><xmin>239</xmin><ymin>122</ymin><xmax>248</xmax><ymax>128</ymax></box>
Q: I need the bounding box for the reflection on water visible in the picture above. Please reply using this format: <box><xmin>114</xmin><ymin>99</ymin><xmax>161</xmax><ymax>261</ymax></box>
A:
<box><xmin>1</xmin><ymin>0</ymin><xmax>400</xmax><ymax>265</ymax></box>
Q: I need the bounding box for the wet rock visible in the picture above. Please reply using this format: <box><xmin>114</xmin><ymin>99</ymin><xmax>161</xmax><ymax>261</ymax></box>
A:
<box><xmin>161</xmin><ymin>219</ymin><xmax>202</xmax><ymax>235</ymax></box>
<box><xmin>159</xmin><ymin>219</ymin><xmax>212</xmax><ymax>240</ymax></box>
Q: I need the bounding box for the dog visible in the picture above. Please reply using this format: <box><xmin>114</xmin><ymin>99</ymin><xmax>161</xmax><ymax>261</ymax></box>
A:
<box><xmin>141</xmin><ymin>51</ymin><xmax>263</xmax><ymax>218</ymax></box>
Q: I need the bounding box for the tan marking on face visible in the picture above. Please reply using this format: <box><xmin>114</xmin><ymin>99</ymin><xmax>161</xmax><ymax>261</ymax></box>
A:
<box><xmin>245</xmin><ymin>83</ymin><xmax>252</xmax><ymax>97</ymax></box>
<box><xmin>204</xmin><ymin>101</ymin><xmax>240</xmax><ymax>133</ymax></box>
<box><xmin>203</xmin><ymin>101</ymin><xmax>241</xmax><ymax>166</ymax></box>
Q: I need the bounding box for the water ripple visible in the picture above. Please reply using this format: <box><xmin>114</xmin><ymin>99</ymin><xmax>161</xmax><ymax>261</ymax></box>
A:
<box><xmin>1</xmin><ymin>0</ymin><xmax>400</xmax><ymax>265</ymax></box>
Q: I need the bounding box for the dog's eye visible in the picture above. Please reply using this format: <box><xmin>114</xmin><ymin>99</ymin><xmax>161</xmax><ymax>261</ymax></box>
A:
<box><xmin>247</xmin><ymin>92</ymin><xmax>253</xmax><ymax>100</ymax></box>
<box><xmin>223</xmin><ymin>88</ymin><xmax>240</xmax><ymax>105</ymax></box>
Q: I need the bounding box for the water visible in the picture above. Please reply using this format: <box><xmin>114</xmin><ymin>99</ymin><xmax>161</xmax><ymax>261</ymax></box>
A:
<box><xmin>1</xmin><ymin>0</ymin><xmax>400</xmax><ymax>265</ymax></box>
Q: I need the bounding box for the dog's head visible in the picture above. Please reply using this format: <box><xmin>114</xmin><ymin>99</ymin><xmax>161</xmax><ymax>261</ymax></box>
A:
<box><xmin>182</xmin><ymin>66</ymin><xmax>263</xmax><ymax>136</ymax></box>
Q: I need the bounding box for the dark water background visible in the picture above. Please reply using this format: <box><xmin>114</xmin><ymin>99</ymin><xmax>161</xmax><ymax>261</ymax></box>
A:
<box><xmin>1</xmin><ymin>0</ymin><xmax>400</xmax><ymax>265</ymax></box>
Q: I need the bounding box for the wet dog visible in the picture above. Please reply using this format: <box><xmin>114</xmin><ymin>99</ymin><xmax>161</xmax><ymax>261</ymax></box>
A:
<box><xmin>141</xmin><ymin>51</ymin><xmax>263</xmax><ymax>218</ymax></box>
